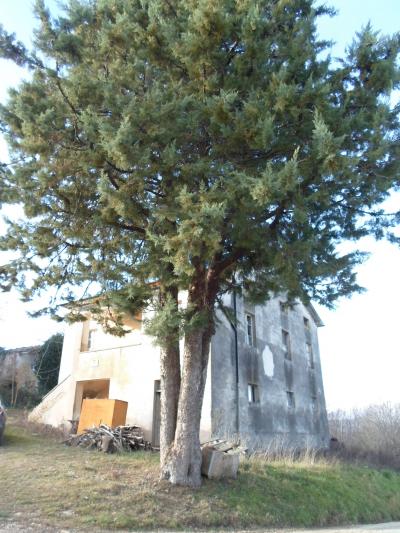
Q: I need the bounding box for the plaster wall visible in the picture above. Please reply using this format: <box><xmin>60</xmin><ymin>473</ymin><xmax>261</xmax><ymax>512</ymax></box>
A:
<box><xmin>210</xmin><ymin>295</ymin><xmax>329</xmax><ymax>449</ymax></box>
<box><xmin>31</xmin><ymin>304</ymin><xmax>213</xmax><ymax>443</ymax></box>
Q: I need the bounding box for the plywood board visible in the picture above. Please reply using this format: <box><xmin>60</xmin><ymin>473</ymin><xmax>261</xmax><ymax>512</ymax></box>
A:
<box><xmin>77</xmin><ymin>399</ymin><xmax>128</xmax><ymax>434</ymax></box>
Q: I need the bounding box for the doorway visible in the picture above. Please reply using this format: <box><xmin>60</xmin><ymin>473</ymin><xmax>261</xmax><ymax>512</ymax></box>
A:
<box><xmin>73</xmin><ymin>379</ymin><xmax>110</xmax><ymax>419</ymax></box>
<box><xmin>152</xmin><ymin>380</ymin><xmax>161</xmax><ymax>448</ymax></box>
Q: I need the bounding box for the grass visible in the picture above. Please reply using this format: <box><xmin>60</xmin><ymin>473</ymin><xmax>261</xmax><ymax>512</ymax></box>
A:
<box><xmin>1</xmin><ymin>410</ymin><xmax>400</xmax><ymax>531</ymax></box>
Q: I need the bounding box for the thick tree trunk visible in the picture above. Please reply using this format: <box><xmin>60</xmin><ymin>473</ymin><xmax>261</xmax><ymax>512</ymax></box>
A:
<box><xmin>158</xmin><ymin>285</ymin><xmax>181</xmax><ymax>476</ymax></box>
<box><xmin>161</xmin><ymin>264</ymin><xmax>219</xmax><ymax>486</ymax></box>
<box><xmin>163</xmin><ymin>326</ymin><xmax>212</xmax><ymax>487</ymax></box>
<box><xmin>159</xmin><ymin>340</ymin><xmax>181</xmax><ymax>474</ymax></box>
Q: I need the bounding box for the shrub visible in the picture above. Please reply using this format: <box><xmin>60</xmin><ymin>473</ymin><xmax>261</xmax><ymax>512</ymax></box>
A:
<box><xmin>328</xmin><ymin>403</ymin><xmax>400</xmax><ymax>470</ymax></box>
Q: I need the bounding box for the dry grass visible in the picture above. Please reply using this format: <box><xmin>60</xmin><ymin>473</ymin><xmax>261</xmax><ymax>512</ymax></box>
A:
<box><xmin>1</xmin><ymin>410</ymin><xmax>400</xmax><ymax>531</ymax></box>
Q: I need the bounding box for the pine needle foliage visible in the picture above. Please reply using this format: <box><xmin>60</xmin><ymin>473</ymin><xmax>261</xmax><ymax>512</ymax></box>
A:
<box><xmin>0</xmin><ymin>0</ymin><xmax>399</xmax><ymax>336</ymax></box>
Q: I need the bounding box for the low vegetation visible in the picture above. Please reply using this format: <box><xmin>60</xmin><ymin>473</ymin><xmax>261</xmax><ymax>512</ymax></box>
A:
<box><xmin>329</xmin><ymin>403</ymin><xmax>400</xmax><ymax>471</ymax></box>
<box><xmin>1</xmin><ymin>410</ymin><xmax>400</xmax><ymax>531</ymax></box>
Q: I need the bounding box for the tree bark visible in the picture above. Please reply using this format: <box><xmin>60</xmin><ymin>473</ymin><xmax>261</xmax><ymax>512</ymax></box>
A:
<box><xmin>159</xmin><ymin>339</ymin><xmax>181</xmax><ymax>474</ymax></box>
<box><xmin>158</xmin><ymin>285</ymin><xmax>181</xmax><ymax>476</ymax></box>
<box><xmin>163</xmin><ymin>326</ymin><xmax>212</xmax><ymax>486</ymax></box>
<box><xmin>162</xmin><ymin>266</ymin><xmax>218</xmax><ymax>486</ymax></box>
<box><xmin>11</xmin><ymin>354</ymin><xmax>16</xmax><ymax>406</ymax></box>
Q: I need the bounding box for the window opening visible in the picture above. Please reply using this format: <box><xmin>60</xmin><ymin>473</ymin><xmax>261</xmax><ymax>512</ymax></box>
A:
<box><xmin>282</xmin><ymin>329</ymin><xmax>291</xmax><ymax>360</ymax></box>
<box><xmin>286</xmin><ymin>391</ymin><xmax>295</xmax><ymax>409</ymax></box>
<box><xmin>280</xmin><ymin>301</ymin><xmax>289</xmax><ymax>318</ymax></box>
<box><xmin>306</xmin><ymin>342</ymin><xmax>314</xmax><ymax>369</ymax></box>
<box><xmin>311</xmin><ymin>395</ymin><xmax>318</xmax><ymax>410</ymax></box>
<box><xmin>87</xmin><ymin>328</ymin><xmax>97</xmax><ymax>351</ymax></box>
<box><xmin>245</xmin><ymin>313</ymin><xmax>255</xmax><ymax>347</ymax></box>
<box><xmin>248</xmin><ymin>383</ymin><xmax>259</xmax><ymax>403</ymax></box>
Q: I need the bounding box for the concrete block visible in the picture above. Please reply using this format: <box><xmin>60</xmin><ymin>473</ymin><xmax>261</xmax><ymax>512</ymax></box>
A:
<box><xmin>201</xmin><ymin>446</ymin><xmax>240</xmax><ymax>479</ymax></box>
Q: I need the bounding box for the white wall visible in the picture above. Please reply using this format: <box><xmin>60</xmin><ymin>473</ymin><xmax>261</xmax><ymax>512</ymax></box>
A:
<box><xmin>32</xmin><ymin>307</ymin><xmax>213</xmax><ymax>443</ymax></box>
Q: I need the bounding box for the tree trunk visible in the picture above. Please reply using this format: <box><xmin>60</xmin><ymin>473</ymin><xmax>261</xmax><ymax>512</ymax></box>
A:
<box><xmin>11</xmin><ymin>377</ymin><xmax>14</xmax><ymax>406</ymax></box>
<box><xmin>11</xmin><ymin>355</ymin><xmax>16</xmax><ymax>406</ymax></box>
<box><xmin>159</xmin><ymin>340</ymin><xmax>181</xmax><ymax>474</ymax></box>
<box><xmin>164</xmin><ymin>325</ymin><xmax>212</xmax><ymax>487</ymax></box>
<box><xmin>14</xmin><ymin>383</ymin><xmax>19</xmax><ymax>407</ymax></box>
<box><xmin>158</xmin><ymin>285</ymin><xmax>181</xmax><ymax>476</ymax></box>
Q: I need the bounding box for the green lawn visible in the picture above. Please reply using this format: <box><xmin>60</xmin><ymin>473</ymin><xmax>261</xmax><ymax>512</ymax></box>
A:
<box><xmin>1</xmin><ymin>410</ymin><xmax>400</xmax><ymax>531</ymax></box>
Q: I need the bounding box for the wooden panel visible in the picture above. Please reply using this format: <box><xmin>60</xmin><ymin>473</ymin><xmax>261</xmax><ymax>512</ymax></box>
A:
<box><xmin>77</xmin><ymin>399</ymin><xmax>128</xmax><ymax>434</ymax></box>
<box><xmin>111</xmin><ymin>400</ymin><xmax>128</xmax><ymax>428</ymax></box>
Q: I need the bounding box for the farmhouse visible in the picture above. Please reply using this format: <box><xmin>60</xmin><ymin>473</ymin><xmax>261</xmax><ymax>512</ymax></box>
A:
<box><xmin>30</xmin><ymin>293</ymin><xmax>329</xmax><ymax>449</ymax></box>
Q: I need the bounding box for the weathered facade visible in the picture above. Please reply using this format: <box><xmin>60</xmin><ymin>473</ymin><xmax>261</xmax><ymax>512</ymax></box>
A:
<box><xmin>0</xmin><ymin>346</ymin><xmax>40</xmax><ymax>407</ymax></box>
<box><xmin>30</xmin><ymin>294</ymin><xmax>329</xmax><ymax>449</ymax></box>
<box><xmin>211</xmin><ymin>294</ymin><xmax>329</xmax><ymax>449</ymax></box>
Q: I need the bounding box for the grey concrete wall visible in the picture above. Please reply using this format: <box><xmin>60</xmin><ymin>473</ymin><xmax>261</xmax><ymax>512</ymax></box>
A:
<box><xmin>210</xmin><ymin>294</ymin><xmax>329</xmax><ymax>450</ymax></box>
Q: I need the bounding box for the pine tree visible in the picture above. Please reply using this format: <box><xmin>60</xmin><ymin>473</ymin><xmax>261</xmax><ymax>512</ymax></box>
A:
<box><xmin>0</xmin><ymin>0</ymin><xmax>399</xmax><ymax>486</ymax></box>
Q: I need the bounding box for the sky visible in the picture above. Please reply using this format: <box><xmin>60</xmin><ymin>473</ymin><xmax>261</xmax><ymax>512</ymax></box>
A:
<box><xmin>0</xmin><ymin>0</ymin><xmax>399</xmax><ymax>411</ymax></box>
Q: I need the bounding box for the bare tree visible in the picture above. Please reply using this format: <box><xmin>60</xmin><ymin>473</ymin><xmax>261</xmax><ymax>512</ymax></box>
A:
<box><xmin>329</xmin><ymin>404</ymin><xmax>400</xmax><ymax>469</ymax></box>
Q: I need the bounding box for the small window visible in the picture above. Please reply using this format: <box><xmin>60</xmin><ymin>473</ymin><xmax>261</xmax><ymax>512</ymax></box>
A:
<box><xmin>248</xmin><ymin>383</ymin><xmax>259</xmax><ymax>403</ymax></box>
<box><xmin>245</xmin><ymin>313</ymin><xmax>255</xmax><ymax>347</ymax></box>
<box><xmin>311</xmin><ymin>396</ymin><xmax>318</xmax><ymax>410</ymax></box>
<box><xmin>282</xmin><ymin>329</ymin><xmax>291</xmax><ymax>360</ymax></box>
<box><xmin>303</xmin><ymin>317</ymin><xmax>310</xmax><ymax>330</ymax></box>
<box><xmin>286</xmin><ymin>391</ymin><xmax>295</xmax><ymax>409</ymax></box>
<box><xmin>280</xmin><ymin>301</ymin><xmax>288</xmax><ymax>317</ymax></box>
<box><xmin>306</xmin><ymin>342</ymin><xmax>314</xmax><ymax>369</ymax></box>
<box><xmin>87</xmin><ymin>328</ymin><xmax>97</xmax><ymax>351</ymax></box>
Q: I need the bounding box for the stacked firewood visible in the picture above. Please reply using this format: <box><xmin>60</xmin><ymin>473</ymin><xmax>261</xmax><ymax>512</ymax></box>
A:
<box><xmin>65</xmin><ymin>424</ymin><xmax>152</xmax><ymax>453</ymax></box>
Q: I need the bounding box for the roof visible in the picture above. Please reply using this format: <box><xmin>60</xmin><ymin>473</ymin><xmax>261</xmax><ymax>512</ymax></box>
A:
<box><xmin>306</xmin><ymin>303</ymin><xmax>324</xmax><ymax>328</ymax></box>
<box><xmin>3</xmin><ymin>345</ymin><xmax>40</xmax><ymax>355</ymax></box>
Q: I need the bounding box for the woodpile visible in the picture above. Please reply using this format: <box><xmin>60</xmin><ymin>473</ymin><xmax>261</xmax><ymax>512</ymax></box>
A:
<box><xmin>65</xmin><ymin>424</ymin><xmax>152</xmax><ymax>453</ymax></box>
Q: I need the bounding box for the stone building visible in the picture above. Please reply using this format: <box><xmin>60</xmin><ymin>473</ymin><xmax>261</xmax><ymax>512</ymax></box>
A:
<box><xmin>30</xmin><ymin>293</ymin><xmax>329</xmax><ymax>449</ymax></box>
<box><xmin>0</xmin><ymin>346</ymin><xmax>40</xmax><ymax>406</ymax></box>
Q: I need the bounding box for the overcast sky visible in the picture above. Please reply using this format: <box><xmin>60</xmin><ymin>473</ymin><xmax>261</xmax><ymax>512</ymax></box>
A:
<box><xmin>0</xmin><ymin>0</ymin><xmax>399</xmax><ymax>411</ymax></box>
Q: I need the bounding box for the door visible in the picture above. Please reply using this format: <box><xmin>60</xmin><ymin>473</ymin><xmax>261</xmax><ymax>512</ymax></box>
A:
<box><xmin>152</xmin><ymin>380</ymin><xmax>161</xmax><ymax>448</ymax></box>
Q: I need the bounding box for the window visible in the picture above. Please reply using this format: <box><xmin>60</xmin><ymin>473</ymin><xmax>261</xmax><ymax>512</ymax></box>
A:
<box><xmin>87</xmin><ymin>328</ymin><xmax>97</xmax><ymax>351</ymax></box>
<box><xmin>311</xmin><ymin>395</ymin><xmax>318</xmax><ymax>410</ymax></box>
<box><xmin>245</xmin><ymin>313</ymin><xmax>255</xmax><ymax>347</ymax></box>
<box><xmin>280</xmin><ymin>301</ymin><xmax>288</xmax><ymax>319</ymax></box>
<box><xmin>286</xmin><ymin>391</ymin><xmax>295</xmax><ymax>409</ymax></box>
<box><xmin>248</xmin><ymin>383</ymin><xmax>259</xmax><ymax>403</ymax></box>
<box><xmin>303</xmin><ymin>317</ymin><xmax>310</xmax><ymax>330</ymax></box>
<box><xmin>306</xmin><ymin>342</ymin><xmax>314</xmax><ymax>369</ymax></box>
<box><xmin>282</xmin><ymin>329</ymin><xmax>291</xmax><ymax>360</ymax></box>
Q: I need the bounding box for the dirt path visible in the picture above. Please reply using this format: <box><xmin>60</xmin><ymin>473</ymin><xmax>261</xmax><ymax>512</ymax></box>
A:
<box><xmin>1</xmin><ymin>521</ymin><xmax>400</xmax><ymax>533</ymax></box>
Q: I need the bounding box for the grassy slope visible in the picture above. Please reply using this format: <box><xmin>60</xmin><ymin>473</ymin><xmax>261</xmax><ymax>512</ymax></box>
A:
<box><xmin>1</xmin><ymin>411</ymin><xmax>400</xmax><ymax>531</ymax></box>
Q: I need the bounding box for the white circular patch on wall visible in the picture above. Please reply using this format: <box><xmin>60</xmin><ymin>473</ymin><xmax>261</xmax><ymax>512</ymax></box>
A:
<box><xmin>262</xmin><ymin>345</ymin><xmax>274</xmax><ymax>378</ymax></box>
